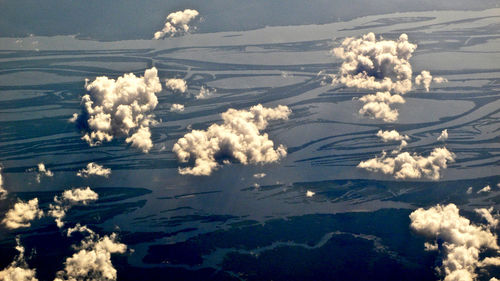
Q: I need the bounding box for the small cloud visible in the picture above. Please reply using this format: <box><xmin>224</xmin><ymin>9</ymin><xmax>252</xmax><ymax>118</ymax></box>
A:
<box><xmin>391</xmin><ymin>140</ymin><xmax>408</xmax><ymax>155</ymax></box>
<box><xmin>281</xmin><ymin>71</ymin><xmax>292</xmax><ymax>78</ymax></box>
<box><xmin>415</xmin><ymin>70</ymin><xmax>448</xmax><ymax>92</ymax></box>
<box><xmin>77</xmin><ymin>163</ymin><xmax>111</xmax><ymax>178</ymax></box>
<box><xmin>195</xmin><ymin>86</ymin><xmax>215</xmax><ymax>100</ymax></box>
<box><xmin>49</xmin><ymin>187</ymin><xmax>98</xmax><ymax>228</ymax></box>
<box><xmin>0</xmin><ymin>166</ymin><xmax>7</xmax><ymax>199</ymax></box>
<box><xmin>376</xmin><ymin>129</ymin><xmax>409</xmax><ymax>142</ymax></box>
<box><xmin>466</xmin><ymin>186</ymin><xmax>473</xmax><ymax>194</ymax></box>
<box><xmin>173</xmin><ymin>104</ymin><xmax>291</xmax><ymax>176</ymax></box>
<box><xmin>477</xmin><ymin>185</ymin><xmax>491</xmax><ymax>194</ymax></box>
<box><xmin>357</xmin><ymin>147</ymin><xmax>455</xmax><ymax>180</ymax></box>
<box><xmin>2</xmin><ymin>198</ymin><xmax>43</xmax><ymax>229</ymax></box>
<box><xmin>253</xmin><ymin>173</ymin><xmax>266</xmax><ymax>179</ymax></box>
<box><xmin>475</xmin><ymin>207</ymin><xmax>498</xmax><ymax>227</ymax></box>
<box><xmin>424</xmin><ymin>242</ymin><xmax>438</xmax><ymax>251</ymax></box>
<box><xmin>153</xmin><ymin>9</ymin><xmax>200</xmax><ymax>39</ymax></box>
<box><xmin>30</xmin><ymin>163</ymin><xmax>53</xmax><ymax>183</ymax></box>
<box><xmin>78</xmin><ymin>68</ymin><xmax>161</xmax><ymax>153</ymax></box>
<box><xmin>165</xmin><ymin>78</ymin><xmax>187</xmax><ymax>93</ymax></box>
<box><xmin>437</xmin><ymin>129</ymin><xmax>448</xmax><ymax>141</ymax></box>
<box><xmin>306</xmin><ymin>190</ymin><xmax>315</xmax><ymax>197</ymax></box>
<box><xmin>358</xmin><ymin>92</ymin><xmax>405</xmax><ymax>122</ymax></box>
<box><xmin>415</xmin><ymin>70</ymin><xmax>433</xmax><ymax>92</ymax></box>
<box><xmin>68</xmin><ymin>113</ymin><xmax>78</xmax><ymax>123</ymax></box>
<box><xmin>170</xmin><ymin>104</ymin><xmax>185</xmax><ymax>112</ymax></box>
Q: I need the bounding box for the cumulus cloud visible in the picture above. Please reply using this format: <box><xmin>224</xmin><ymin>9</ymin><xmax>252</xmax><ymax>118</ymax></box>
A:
<box><xmin>173</xmin><ymin>104</ymin><xmax>291</xmax><ymax>176</ymax></box>
<box><xmin>376</xmin><ymin>129</ymin><xmax>409</xmax><ymax>142</ymax></box>
<box><xmin>153</xmin><ymin>9</ymin><xmax>199</xmax><ymax>39</ymax></box>
<box><xmin>357</xmin><ymin>147</ymin><xmax>455</xmax><ymax>180</ymax></box>
<box><xmin>376</xmin><ymin>130</ymin><xmax>409</xmax><ymax>154</ymax></box>
<box><xmin>195</xmin><ymin>86</ymin><xmax>215</xmax><ymax>99</ymax></box>
<box><xmin>332</xmin><ymin>33</ymin><xmax>417</xmax><ymax>94</ymax></box>
<box><xmin>467</xmin><ymin>186</ymin><xmax>473</xmax><ymax>194</ymax></box>
<box><xmin>60</xmin><ymin>187</ymin><xmax>99</xmax><ymax>204</ymax></box>
<box><xmin>253</xmin><ymin>173</ymin><xmax>266</xmax><ymax>179</ymax></box>
<box><xmin>77</xmin><ymin>163</ymin><xmax>111</xmax><ymax>178</ymax></box>
<box><xmin>49</xmin><ymin>187</ymin><xmax>99</xmax><ymax>228</ymax></box>
<box><xmin>306</xmin><ymin>190</ymin><xmax>315</xmax><ymax>197</ymax></box>
<box><xmin>477</xmin><ymin>185</ymin><xmax>491</xmax><ymax>194</ymax></box>
<box><xmin>438</xmin><ymin>129</ymin><xmax>449</xmax><ymax>141</ymax></box>
<box><xmin>410</xmin><ymin>204</ymin><xmax>500</xmax><ymax>281</ymax></box>
<box><xmin>2</xmin><ymin>199</ymin><xmax>43</xmax><ymax>229</ymax></box>
<box><xmin>31</xmin><ymin>163</ymin><xmax>53</xmax><ymax>183</ymax></box>
<box><xmin>358</xmin><ymin>91</ymin><xmax>405</xmax><ymax>122</ymax></box>
<box><xmin>77</xmin><ymin>67</ymin><xmax>161</xmax><ymax>153</ymax></box>
<box><xmin>55</xmin><ymin>227</ymin><xmax>126</xmax><ymax>281</ymax></box>
<box><xmin>475</xmin><ymin>207</ymin><xmax>499</xmax><ymax>227</ymax></box>
<box><xmin>0</xmin><ymin>238</ymin><xmax>38</xmax><ymax>281</ymax></box>
<box><xmin>391</xmin><ymin>140</ymin><xmax>408</xmax><ymax>155</ymax></box>
<box><xmin>66</xmin><ymin>223</ymin><xmax>94</xmax><ymax>238</ymax></box>
<box><xmin>170</xmin><ymin>104</ymin><xmax>185</xmax><ymax>112</ymax></box>
<box><xmin>125</xmin><ymin>126</ymin><xmax>152</xmax><ymax>153</ymax></box>
<box><xmin>433</xmin><ymin>76</ymin><xmax>448</xmax><ymax>84</ymax></box>
<box><xmin>68</xmin><ymin>113</ymin><xmax>78</xmax><ymax>123</ymax></box>
<box><xmin>415</xmin><ymin>70</ymin><xmax>448</xmax><ymax>92</ymax></box>
<box><xmin>0</xmin><ymin>167</ymin><xmax>7</xmax><ymax>199</ymax></box>
<box><xmin>165</xmin><ymin>78</ymin><xmax>187</xmax><ymax>93</ymax></box>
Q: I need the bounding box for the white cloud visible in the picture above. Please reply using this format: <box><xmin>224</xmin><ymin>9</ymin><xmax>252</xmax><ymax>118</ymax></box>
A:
<box><xmin>170</xmin><ymin>104</ymin><xmax>185</xmax><ymax>112</ymax></box>
<box><xmin>0</xmin><ymin>238</ymin><xmax>38</xmax><ymax>281</ymax></box>
<box><xmin>165</xmin><ymin>78</ymin><xmax>187</xmax><ymax>93</ymax></box>
<box><xmin>391</xmin><ymin>140</ymin><xmax>408</xmax><ymax>154</ymax></box>
<box><xmin>253</xmin><ymin>173</ymin><xmax>266</xmax><ymax>179</ymax></box>
<box><xmin>438</xmin><ymin>129</ymin><xmax>449</xmax><ymax>141</ymax></box>
<box><xmin>477</xmin><ymin>185</ymin><xmax>491</xmax><ymax>194</ymax></box>
<box><xmin>357</xmin><ymin>147</ymin><xmax>455</xmax><ymax>180</ymax></box>
<box><xmin>77</xmin><ymin>163</ymin><xmax>111</xmax><ymax>178</ymax></box>
<box><xmin>0</xmin><ymin>167</ymin><xmax>7</xmax><ymax>199</ymax></box>
<box><xmin>2</xmin><ymin>198</ymin><xmax>43</xmax><ymax>229</ymax></box>
<box><xmin>358</xmin><ymin>91</ymin><xmax>405</xmax><ymax>122</ymax></box>
<box><xmin>475</xmin><ymin>207</ymin><xmax>499</xmax><ymax>227</ymax></box>
<box><xmin>306</xmin><ymin>190</ymin><xmax>315</xmax><ymax>197</ymax></box>
<box><xmin>60</xmin><ymin>187</ymin><xmax>99</xmax><ymax>204</ymax></box>
<box><xmin>467</xmin><ymin>186</ymin><xmax>473</xmax><ymax>194</ymax></box>
<box><xmin>410</xmin><ymin>204</ymin><xmax>500</xmax><ymax>281</ymax></box>
<box><xmin>78</xmin><ymin>67</ymin><xmax>161</xmax><ymax>153</ymax></box>
<box><xmin>125</xmin><ymin>126</ymin><xmax>153</xmax><ymax>153</ymax></box>
<box><xmin>332</xmin><ymin>33</ymin><xmax>416</xmax><ymax>94</ymax></box>
<box><xmin>55</xmin><ymin>228</ymin><xmax>126</xmax><ymax>281</ymax></box>
<box><xmin>66</xmin><ymin>223</ymin><xmax>94</xmax><ymax>238</ymax></box>
<box><xmin>31</xmin><ymin>163</ymin><xmax>53</xmax><ymax>183</ymax></box>
<box><xmin>415</xmin><ymin>70</ymin><xmax>433</xmax><ymax>92</ymax></box>
<box><xmin>415</xmin><ymin>70</ymin><xmax>448</xmax><ymax>92</ymax></box>
<box><xmin>433</xmin><ymin>76</ymin><xmax>448</xmax><ymax>84</ymax></box>
<box><xmin>153</xmin><ymin>9</ymin><xmax>200</xmax><ymax>39</ymax></box>
<box><xmin>68</xmin><ymin>113</ymin><xmax>78</xmax><ymax>123</ymax></box>
<box><xmin>173</xmin><ymin>104</ymin><xmax>291</xmax><ymax>176</ymax></box>
<box><xmin>359</xmin><ymin>91</ymin><xmax>405</xmax><ymax>104</ymax></box>
<box><xmin>375</xmin><ymin>130</ymin><xmax>409</xmax><ymax>155</ymax></box>
<box><xmin>195</xmin><ymin>86</ymin><xmax>215</xmax><ymax>100</ymax></box>
<box><xmin>49</xmin><ymin>187</ymin><xmax>99</xmax><ymax>228</ymax></box>
<box><xmin>424</xmin><ymin>242</ymin><xmax>438</xmax><ymax>251</ymax></box>
<box><xmin>376</xmin><ymin>130</ymin><xmax>409</xmax><ymax>142</ymax></box>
